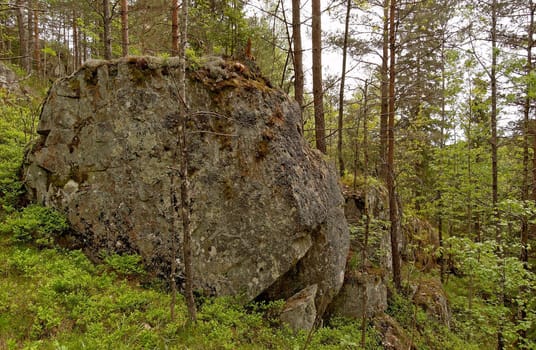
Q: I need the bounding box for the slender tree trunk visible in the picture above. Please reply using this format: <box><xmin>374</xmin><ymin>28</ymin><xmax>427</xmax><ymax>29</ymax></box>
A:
<box><xmin>380</xmin><ymin>0</ymin><xmax>389</xmax><ymax>180</ymax></box>
<box><xmin>388</xmin><ymin>0</ymin><xmax>401</xmax><ymax>290</ymax></box>
<box><xmin>337</xmin><ymin>0</ymin><xmax>351</xmax><ymax>176</ymax></box>
<box><xmin>292</xmin><ymin>0</ymin><xmax>304</xmax><ymax>114</ymax></box>
<box><xmin>522</xmin><ymin>0</ymin><xmax>534</xmax><ymax>268</ymax></box>
<box><xmin>27</xmin><ymin>0</ymin><xmax>33</xmax><ymax>71</ymax></box>
<box><xmin>438</xmin><ymin>30</ymin><xmax>447</xmax><ymax>283</ymax></box>
<box><xmin>171</xmin><ymin>0</ymin><xmax>179</xmax><ymax>56</ymax></box>
<box><xmin>121</xmin><ymin>0</ymin><xmax>129</xmax><ymax>57</ymax></box>
<box><xmin>519</xmin><ymin>0</ymin><xmax>534</xmax><ymax>344</ymax></box>
<box><xmin>73</xmin><ymin>10</ymin><xmax>79</xmax><ymax>70</ymax></box>
<box><xmin>491</xmin><ymin>0</ymin><xmax>499</xmax><ymax>237</ymax></box>
<box><xmin>280</xmin><ymin>0</ymin><xmax>293</xmax><ymax>91</ymax></box>
<box><xmin>468</xmin><ymin>81</ymin><xmax>475</xmax><ymax>241</ymax></box>
<box><xmin>352</xmin><ymin>108</ymin><xmax>361</xmax><ymax>191</ymax></box>
<box><xmin>33</xmin><ymin>6</ymin><xmax>39</xmax><ymax>73</ymax></box>
<box><xmin>490</xmin><ymin>3</ymin><xmax>504</xmax><ymax>349</ymax></box>
<box><xmin>170</xmin><ymin>174</ymin><xmax>178</xmax><ymax>322</ymax></box>
<box><xmin>15</xmin><ymin>0</ymin><xmax>29</xmax><ymax>72</ymax></box>
<box><xmin>360</xmin><ymin>80</ymin><xmax>370</xmax><ymax>349</ymax></box>
<box><xmin>178</xmin><ymin>0</ymin><xmax>197</xmax><ymax>323</ymax></box>
<box><xmin>83</xmin><ymin>31</ymin><xmax>87</xmax><ymax>62</ymax></box>
<box><xmin>103</xmin><ymin>0</ymin><xmax>112</xmax><ymax>60</ymax></box>
<box><xmin>312</xmin><ymin>0</ymin><xmax>326</xmax><ymax>154</ymax></box>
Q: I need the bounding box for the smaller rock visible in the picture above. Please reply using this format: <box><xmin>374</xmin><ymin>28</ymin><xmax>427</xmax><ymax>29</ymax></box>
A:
<box><xmin>280</xmin><ymin>284</ymin><xmax>318</xmax><ymax>332</ymax></box>
<box><xmin>412</xmin><ymin>278</ymin><xmax>451</xmax><ymax>327</ymax></box>
<box><xmin>328</xmin><ymin>269</ymin><xmax>387</xmax><ymax>319</ymax></box>
<box><xmin>374</xmin><ymin>314</ymin><xmax>415</xmax><ymax>350</ymax></box>
<box><xmin>0</xmin><ymin>62</ymin><xmax>18</xmax><ymax>91</ymax></box>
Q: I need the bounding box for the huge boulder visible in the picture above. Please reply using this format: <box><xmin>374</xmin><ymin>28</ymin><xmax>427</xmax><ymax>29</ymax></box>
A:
<box><xmin>22</xmin><ymin>56</ymin><xmax>349</xmax><ymax>315</ymax></box>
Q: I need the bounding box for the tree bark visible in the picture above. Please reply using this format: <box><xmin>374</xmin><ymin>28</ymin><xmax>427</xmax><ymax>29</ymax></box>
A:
<box><xmin>121</xmin><ymin>0</ymin><xmax>129</xmax><ymax>57</ymax></box>
<box><xmin>27</xmin><ymin>0</ymin><xmax>33</xmax><ymax>71</ymax></box>
<box><xmin>438</xmin><ymin>29</ymin><xmax>447</xmax><ymax>283</ymax></box>
<box><xmin>388</xmin><ymin>0</ymin><xmax>401</xmax><ymax>290</ymax></box>
<box><xmin>103</xmin><ymin>0</ymin><xmax>112</xmax><ymax>60</ymax></box>
<box><xmin>491</xmin><ymin>0</ymin><xmax>499</xmax><ymax>237</ymax></box>
<box><xmin>380</xmin><ymin>0</ymin><xmax>389</xmax><ymax>180</ymax></box>
<box><xmin>171</xmin><ymin>0</ymin><xmax>179</xmax><ymax>56</ymax></box>
<box><xmin>73</xmin><ymin>10</ymin><xmax>79</xmax><ymax>70</ymax></box>
<box><xmin>360</xmin><ymin>79</ymin><xmax>370</xmax><ymax>348</ymax></box>
<box><xmin>337</xmin><ymin>0</ymin><xmax>351</xmax><ymax>176</ymax></box>
<box><xmin>15</xmin><ymin>0</ymin><xmax>29</xmax><ymax>72</ymax></box>
<box><xmin>33</xmin><ymin>5</ymin><xmax>39</xmax><ymax>73</ymax></box>
<box><xmin>490</xmin><ymin>3</ymin><xmax>505</xmax><ymax>349</ymax></box>
<box><xmin>312</xmin><ymin>0</ymin><xmax>326</xmax><ymax>154</ymax></box>
<box><xmin>178</xmin><ymin>0</ymin><xmax>197</xmax><ymax>323</ymax></box>
<box><xmin>522</xmin><ymin>0</ymin><xmax>534</xmax><ymax>268</ymax></box>
<box><xmin>292</xmin><ymin>0</ymin><xmax>304</xmax><ymax>113</ymax></box>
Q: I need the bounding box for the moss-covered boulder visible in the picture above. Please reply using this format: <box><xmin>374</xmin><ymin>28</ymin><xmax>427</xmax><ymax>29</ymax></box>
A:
<box><xmin>22</xmin><ymin>56</ymin><xmax>349</xmax><ymax>316</ymax></box>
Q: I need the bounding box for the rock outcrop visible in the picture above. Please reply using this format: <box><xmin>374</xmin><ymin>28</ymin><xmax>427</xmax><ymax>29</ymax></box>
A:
<box><xmin>412</xmin><ymin>278</ymin><xmax>451</xmax><ymax>327</ymax></box>
<box><xmin>22</xmin><ymin>56</ymin><xmax>349</xmax><ymax>316</ymax></box>
<box><xmin>330</xmin><ymin>185</ymin><xmax>391</xmax><ymax>320</ymax></box>
<box><xmin>0</xmin><ymin>62</ymin><xmax>19</xmax><ymax>91</ymax></box>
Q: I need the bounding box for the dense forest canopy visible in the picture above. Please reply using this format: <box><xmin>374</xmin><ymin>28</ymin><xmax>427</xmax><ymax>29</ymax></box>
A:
<box><xmin>1</xmin><ymin>0</ymin><xmax>535</xmax><ymax>349</ymax></box>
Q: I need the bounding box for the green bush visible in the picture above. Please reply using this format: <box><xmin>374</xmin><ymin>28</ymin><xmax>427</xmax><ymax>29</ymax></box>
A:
<box><xmin>102</xmin><ymin>253</ymin><xmax>146</xmax><ymax>277</ymax></box>
<box><xmin>0</xmin><ymin>89</ymin><xmax>39</xmax><ymax>214</ymax></box>
<box><xmin>0</xmin><ymin>204</ymin><xmax>69</xmax><ymax>246</ymax></box>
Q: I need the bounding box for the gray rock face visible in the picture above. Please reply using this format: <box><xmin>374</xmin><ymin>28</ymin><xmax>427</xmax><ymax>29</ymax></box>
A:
<box><xmin>327</xmin><ymin>269</ymin><xmax>387</xmax><ymax>319</ymax></box>
<box><xmin>280</xmin><ymin>284</ymin><xmax>318</xmax><ymax>332</ymax></box>
<box><xmin>22</xmin><ymin>56</ymin><xmax>349</xmax><ymax>314</ymax></box>
<box><xmin>0</xmin><ymin>62</ymin><xmax>18</xmax><ymax>91</ymax></box>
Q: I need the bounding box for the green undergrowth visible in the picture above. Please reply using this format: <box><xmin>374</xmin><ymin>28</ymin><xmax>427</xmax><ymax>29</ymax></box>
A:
<box><xmin>386</xmin><ymin>285</ymin><xmax>482</xmax><ymax>350</ymax></box>
<box><xmin>0</xmin><ymin>214</ymin><xmax>382</xmax><ymax>349</ymax></box>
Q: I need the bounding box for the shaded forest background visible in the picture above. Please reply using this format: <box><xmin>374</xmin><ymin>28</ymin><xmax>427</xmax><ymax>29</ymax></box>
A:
<box><xmin>0</xmin><ymin>0</ymin><xmax>535</xmax><ymax>349</ymax></box>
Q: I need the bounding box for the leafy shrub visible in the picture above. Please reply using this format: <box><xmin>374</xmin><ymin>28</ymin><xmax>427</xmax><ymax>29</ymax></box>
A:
<box><xmin>0</xmin><ymin>204</ymin><xmax>68</xmax><ymax>246</ymax></box>
<box><xmin>0</xmin><ymin>89</ymin><xmax>39</xmax><ymax>214</ymax></box>
<box><xmin>102</xmin><ymin>253</ymin><xmax>146</xmax><ymax>277</ymax></box>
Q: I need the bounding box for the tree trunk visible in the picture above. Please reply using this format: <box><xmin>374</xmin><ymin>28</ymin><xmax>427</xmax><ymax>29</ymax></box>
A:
<box><xmin>337</xmin><ymin>0</ymin><xmax>351</xmax><ymax>176</ymax></box>
<box><xmin>73</xmin><ymin>10</ymin><xmax>79</xmax><ymax>70</ymax></box>
<box><xmin>15</xmin><ymin>0</ymin><xmax>29</xmax><ymax>72</ymax></box>
<box><xmin>491</xmin><ymin>0</ymin><xmax>499</xmax><ymax>238</ymax></box>
<box><xmin>312</xmin><ymin>0</ymin><xmax>326</xmax><ymax>154</ymax></box>
<box><xmin>519</xmin><ymin>0</ymin><xmax>534</xmax><ymax>344</ymax></box>
<box><xmin>379</xmin><ymin>0</ymin><xmax>389</xmax><ymax>180</ymax></box>
<box><xmin>292</xmin><ymin>0</ymin><xmax>304</xmax><ymax>114</ymax></box>
<box><xmin>121</xmin><ymin>0</ymin><xmax>129</xmax><ymax>57</ymax></box>
<box><xmin>178</xmin><ymin>0</ymin><xmax>197</xmax><ymax>323</ymax></box>
<box><xmin>33</xmin><ymin>6</ymin><xmax>39</xmax><ymax>73</ymax></box>
<box><xmin>27</xmin><ymin>0</ymin><xmax>33</xmax><ymax>71</ymax></box>
<box><xmin>490</xmin><ymin>3</ymin><xmax>504</xmax><ymax>349</ymax></box>
<box><xmin>360</xmin><ymin>79</ymin><xmax>370</xmax><ymax>349</ymax></box>
<box><xmin>522</xmin><ymin>0</ymin><xmax>534</xmax><ymax>268</ymax></box>
<box><xmin>103</xmin><ymin>0</ymin><xmax>112</xmax><ymax>60</ymax></box>
<box><xmin>171</xmin><ymin>0</ymin><xmax>179</xmax><ymax>56</ymax></box>
<box><xmin>388</xmin><ymin>0</ymin><xmax>401</xmax><ymax>290</ymax></box>
<box><xmin>438</xmin><ymin>29</ymin><xmax>447</xmax><ymax>283</ymax></box>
